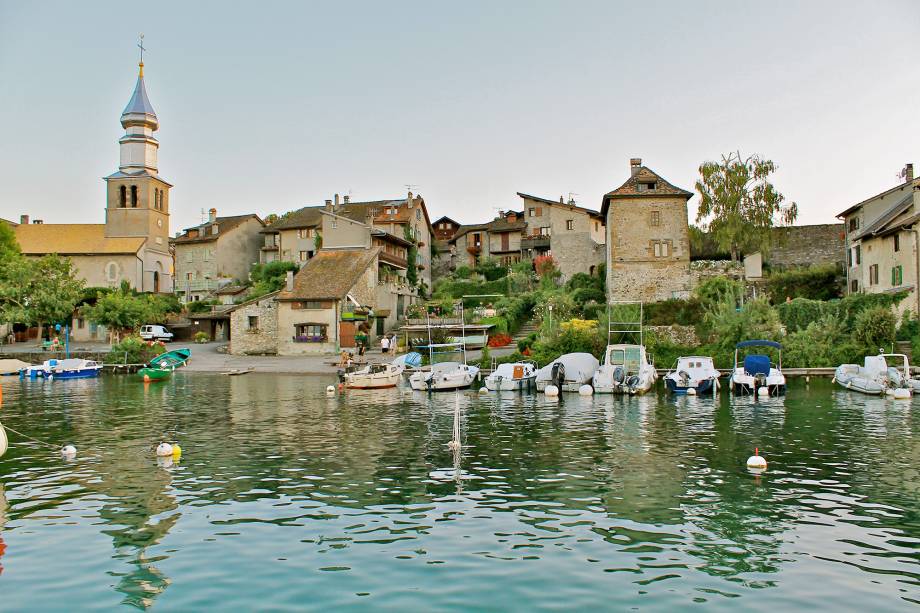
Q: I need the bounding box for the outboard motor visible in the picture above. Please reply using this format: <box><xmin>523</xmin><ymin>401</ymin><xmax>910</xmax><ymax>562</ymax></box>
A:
<box><xmin>551</xmin><ymin>362</ymin><xmax>566</xmax><ymax>389</ymax></box>
<box><xmin>678</xmin><ymin>370</ymin><xmax>690</xmax><ymax>386</ymax></box>
<box><xmin>626</xmin><ymin>374</ymin><xmax>640</xmax><ymax>391</ymax></box>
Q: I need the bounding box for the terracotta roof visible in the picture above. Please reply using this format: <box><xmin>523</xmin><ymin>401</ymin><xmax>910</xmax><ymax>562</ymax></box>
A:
<box><xmin>278</xmin><ymin>248</ymin><xmax>380</xmax><ymax>301</ymax></box>
<box><xmin>600</xmin><ymin>166</ymin><xmax>693</xmax><ymax>217</ymax></box>
<box><xmin>14</xmin><ymin>224</ymin><xmax>145</xmax><ymax>255</ymax></box>
<box><xmin>341</xmin><ymin>197</ymin><xmax>433</xmax><ymax>232</ymax></box>
<box><xmin>516</xmin><ymin>192</ymin><xmax>604</xmax><ymax>219</ymax></box>
<box><xmin>262</xmin><ymin>206</ymin><xmax>324</xmax><ymax>232</ymax></box>
<box><xmin>173</xmin><ymin>214</ymin><xmax>263</xmax><ymax>244</ymax></box>
<box><xmin>432</xmin><ymin>216</ymin><xmax>460</xmax><ymax>227</ymax></box>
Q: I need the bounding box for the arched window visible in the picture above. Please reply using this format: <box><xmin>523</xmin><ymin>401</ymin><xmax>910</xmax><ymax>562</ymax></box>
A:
<box><xmin>154</xmin><ymin>190</ymin><xmax>160</xmax><ymax>210</ymax></box>
<box><xmin>160</xmin><ymin>190</ymin><xmax>166</xmax><ymax>211</ymax></box>
<box><xmin>131</xmin><ymin>185</ymin><xmax>138</xmax><ymax>208</ymax></box>
<box><xmin>105</xmin><ymin>261</ymin><xmax>119</xmax><ymax>283</ymax></box>
<box><xmin>119</xmin><ymin>186</ymin><xmax>126</xmax><ymax>208</ymax></box>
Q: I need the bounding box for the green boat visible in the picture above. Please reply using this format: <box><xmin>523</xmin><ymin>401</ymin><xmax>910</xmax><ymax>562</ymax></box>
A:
<box><xmin>139</xmin><ymin>367</ymin><xmax>172</xmax><ymax>382</ymax></box>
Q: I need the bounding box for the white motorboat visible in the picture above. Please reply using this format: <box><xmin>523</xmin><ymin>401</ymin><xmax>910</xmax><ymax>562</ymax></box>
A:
<box><xmin>343</xmin><ymin>362</ymin><xmax>404</xmax><ymax>389</ymax></box>
<box><xmin>409</xmin><ymin>361</ymin><xmax>480</xmax><ymax>391</ymax></box>
<box><xmin>664</xmin><ymin>356</ymin><xmax>720</xmax><ymax>395</ymax></box>
<box><xmin>835</xmin><ymin>353</ymin><xmax>920</xmax><ymax>397</ymax></box>
<box><xmin>729</xmin><ymin>340</ymin><xmax>786</xmax><ymax>396</ymax></box>
<box><xmin>20</xmin><ymin>358</ymin><xmax>103</xmax><ymax>380</ymax></box>
<box><xmin>535</xmin><ymin>353</ymin><xmax>599</xmax><ymax>392</ymax></box>
<box><xmin>484</xmin><ymin>362</ymin><xmax>537</xmax><ymax>392</ymax></box>
<box><xmin>593</xmin><ymin>344</ymin><xmax>657</xmax><ymax>394</ymax></box>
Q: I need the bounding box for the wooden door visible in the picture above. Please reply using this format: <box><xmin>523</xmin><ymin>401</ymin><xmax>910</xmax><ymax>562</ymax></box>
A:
<box><xmin>501</xmin><ymin>233</ymin><xmax>509</xmax><ymax>251</ymax></box>
<box><xmin>340</xmin><ymin>321</ymin><xmax>356</xmax><ymax>348</ymax></box>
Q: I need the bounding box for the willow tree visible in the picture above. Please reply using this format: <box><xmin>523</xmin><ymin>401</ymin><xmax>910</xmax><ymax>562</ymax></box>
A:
<box><xmin>695</xmin><ymin>152</ymin><xmax>798</xmax><ymax>262</ymax></box>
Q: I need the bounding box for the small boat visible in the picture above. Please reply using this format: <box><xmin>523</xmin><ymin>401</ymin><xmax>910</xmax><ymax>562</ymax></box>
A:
<box><xmin>138</xmin><ymin>367</ymin><xmax>171</xmax><ymax>382</ymax></box>
<box><xmin>0</xmin><ymin>359</ymin><xmax>31</xmax><ymax>376</ymax></box>
<box><xmin>834</xmin><ymin>353</ymin><xmax>920</xmax><ymax>397</ymax></box>
<box><xmin>593</xmin><ymin>344</ymin><xmax>657</xmax><ymax>394</ymax></box>
<box><xmin>409</xmin><ymin>361</ymin><xmax>480</xmax><ymax>392</ymax></box>
<box><xmin>730</xmin><ymin>340</ymin><xmax>786</xmax><ymax>396</ymax></box>
<box><xmin>664</xmin><ymin>356</ymin><xmax>721</xmax><ymax>395</ymax></box>
<box><xmin>21</xmin><ymin>358</ymin><xmax>103</xmax><ymax>380</ymax></box>
<box><xmin>484</xmin><ymin>362</ymin><xmax>537</xmax><ymax>391</ymax></box>
<box><xmin>223</xmin><ymin>368</ymin><xmax>254</xmax><ymax>376</ymax></box>
<box><xmin>343</xmin><ymin>362</ymin><xmax>404</xmax><ymax>389</ymax></box>
<box><xmin>535</xmin><ymin>353</ymin><xmax>599</xmax><ymax>392</ymax></box>
<box><xmin>149</xmin><ymin>348</ymin><xmax>191</xmax><ymax>369</ymax></box>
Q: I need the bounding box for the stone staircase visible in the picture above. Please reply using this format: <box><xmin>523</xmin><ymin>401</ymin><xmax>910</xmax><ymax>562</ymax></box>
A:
<box><xmin>512</xmin><ymin>319</ymin><xmax>540</xmax><ymax>345</ymax></box>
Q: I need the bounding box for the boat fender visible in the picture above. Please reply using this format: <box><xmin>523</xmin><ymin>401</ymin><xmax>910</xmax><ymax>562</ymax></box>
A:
<box><xmin>578</xmin><ymin>384</ymin><xmax>593</xmax><ymax>396</ymax></box>
<box><xmin>626</xmin><ymin>375</ymin><xmax>639</xmax><ymax>389</ymax></box>
<box><xmin>61</xmin><ymin>444</ymin><xmax>77</xmax><ymax>459</ymax></box>
<box><xmin>325</xmin><ymin>385</ymin><xmax>336</xmax><ymax>396</ymax></box>
<box><xmin>747</xmin><ymin>448</ymin><xmax>767</xmax><ymax>470</ymax></box>
<box><xmin>544</xmin><ymin>384</ymin><xmax>559</xmax><ymax>397</ymax></box>
<box><xmin>757</xmin><ymin>386</ymin><xmax>770</xmax><ymax>397</ymax></box>
<box><xmin>612</xmin><ymin>367</ymin><xmax>625</xmax><ymax>385</ymax></box>
<box><xmin>479</xmin><ymin>387</ymin><xmax>489</xmax><ymax>395</ymax></box>
<box><xmin>892</xmin><ymin>388</ymin><xmax>911</xmax><ymax>400</ymax></box>
<box><xmin>686</xmin><ymin>387</ymin><xmax>697</xmax><ymax>396</ymax></box>
<box><xmin>172</xmin><ymin>444</ymin><xmax>182</xmax><ymax>458</ymax></box>
<box><xmin>0</xmin><ymin>422</ymin><xmax>7</xmax><ymax>458</ymax></box>
<box><xmin>156</xmin><ymin>442</ymin><xmax>173</xmax><ymax>457</ymax></box>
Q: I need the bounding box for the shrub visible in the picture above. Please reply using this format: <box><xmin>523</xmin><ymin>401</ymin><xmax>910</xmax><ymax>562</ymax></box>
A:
<box><xmin>897</xmin><ymin>310</ymin><xmax>920</xmax><ymax>341</ymax></box>
<box><xmin>571</xmin><ymin>287</ymin><xmax>606</xmax><ymax>308</ymax></box>
<box><xmin>475</xmin><ymin>258</ymin><xmax>508</xmax><ymax>281</ymax></box>
<box><xmin>454</xmin><ymin>265</ymin><xmax>473</xmax><ymax>279</ymax></box>
<box><xmin>706</xmin><ymin>299</ymin><xmax>782</xmax><ymax>354</ymax></box>
<box><xmin>783</xmin><ymin>316</ymin><xmax>858</xmax><ymax>367</ymax></box>
<box><xmin>487</xmin><ymin>333</ymin><xmax>513</xmax><ymax>348</ymax></box>
<box><xmin>480</xmin><ymin>315</ymin><xmax>509</xmax><ymax>335</ymax></box>
<box><xmin>479</xmin><ymin>345</ymin><xmax>492</xmax><ymax>369</ymax></box>
<box><xmin>852</xmin><ymin>306</ymin><xmax>897</xmax><ymax>354</ymax></box>
<box><xmin>528</xmin><ymin>320</ymin><xmax>604</xmax><ymax>367</ymax></box>
<box><xmin>194</xmin><ymin>331</ymin><xmax>210</xmax><ymax>343</ymax></box>
<box><xmin>645</xmin><ymin>298</ymin><xmax>704</xmax><ymax>326</ymax></box>
<box><xmin>109</xmin><ymin>336</ymin><xmax>167</xmax><ymax>365</ymax></box>
<box><xmin>187</xmin><ymin>299</ymin><xmax>218</xmax><ymax>314</ymax></box>
<box><xmin>766</xmin><ymin>265</ymin><xmax>841</xmax><ymax>303</ymax></box>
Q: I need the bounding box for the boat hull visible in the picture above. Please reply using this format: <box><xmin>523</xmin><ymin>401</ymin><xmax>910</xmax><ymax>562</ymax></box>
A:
<box><xmin>665</xmin><ymin>378</ymin><xmax>716</xmax><ymax>395</ymax></box>
<box><xmin>139</xmin><ymin>368</ymin><xmax>171</xmax><ymax>382</ymax></box>
<box><xmin>484</xmin><ymin>375</ymin><xmax>535</xmax><ymax>392</ymax></box>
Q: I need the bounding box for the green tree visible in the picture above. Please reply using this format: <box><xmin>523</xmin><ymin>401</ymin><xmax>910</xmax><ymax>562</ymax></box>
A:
<box><xmin>695</xmin><ymin>151</ymin><xmax>798</xmax><ymax>261</ymax></box>
<box><xmin>0</xmin><ymin>222</ymin><xmax>20</xmax><ymax>263</ymax></box>
<box><xmin>82</xmin><ymin>291</ymin><xmax>155</xmax><ymax>342</ymax></box>
<box><xmin>404</xmin><ymin>225</ymin><xmax>418</xmax><ymax>286</ymax></box>
<box><xmin>0</xmin><ymin>254</ymin><xmax>84</xmax><ymax>334</ymax></box>
<box><xmin>248</xmin><ymin>261</ymin><xmax>299</xmax><ymax>298</ymax></box>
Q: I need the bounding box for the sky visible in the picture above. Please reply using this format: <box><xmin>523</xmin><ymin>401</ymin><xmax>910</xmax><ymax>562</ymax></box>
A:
<box><xmin>1</xmin><ymin>1</ymin><xmax>918</xmax><ymax>233</ymax></box>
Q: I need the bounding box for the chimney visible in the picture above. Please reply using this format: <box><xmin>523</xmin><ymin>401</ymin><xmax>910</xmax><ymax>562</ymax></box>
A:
<box><xmin>208</xmin><ymin>208</ymin><xmax>217</xmax><ymax>223</ymax></box>
<box><xmin>334</xmin><ymin>193</ymin><xmax>340</xmax><ymax>207</ymax></box>
<box><xmin>559</xmin><ymin>196</ymin><xmax>564</xmax><ymax>203</ymax></box>
<box><xmin>33</xmin><ymin>219</ymin><xmax>43</xmax><ymax>224</ymax></box>
<box><xmin>20</xmin><ymin>214</ymin><xmax>29</xmax><ymax>225</ymax></box>
<box><xmin>630</xmin><ymin>158</ymin><xmax>642</xmax><ymax>176</ymax></box>
<box><xmin>343</xmin><ymin>194</ymin><xmax>350</xmax><ymax>204</ymax></box>
<box><xmin>906</xmin><ymin>163</ymin><xmax>915</xmax><ymax>182</ymax></box>
<box><xmin>325</xmin><ymin>199</ymin><xmax>333</xmax><ymax>211</ymax></box>
<box><xmin>285</xmin><ymin>270</ymin><xmax>294</xmax><ymax>292</ymax></box>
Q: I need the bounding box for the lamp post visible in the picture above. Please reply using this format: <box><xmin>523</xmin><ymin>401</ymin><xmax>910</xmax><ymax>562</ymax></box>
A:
<box><xmin>548</xmin><ymin>303</ymin><xmax>553</xmax><ymax>334</ymax></box>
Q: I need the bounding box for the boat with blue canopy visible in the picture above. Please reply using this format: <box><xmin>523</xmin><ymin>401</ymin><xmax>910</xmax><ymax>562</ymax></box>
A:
<box><xmin>729</xmin><ymin>340</ymin><xmax>785</xmax><ymax>396</ymax></box>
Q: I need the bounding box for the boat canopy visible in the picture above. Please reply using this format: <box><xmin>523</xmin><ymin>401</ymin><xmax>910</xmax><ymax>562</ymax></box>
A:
<box><xmin>735</xmin><ymin>340</ymin><xmax>781</xmax><ymax>350</ymax></box>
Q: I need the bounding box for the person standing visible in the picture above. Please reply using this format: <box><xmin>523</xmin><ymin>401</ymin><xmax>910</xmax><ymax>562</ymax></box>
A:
<box><xmin>381</xmin><ymin>335</ymin><xmax>390</xmax><ymax>355</ymax></box>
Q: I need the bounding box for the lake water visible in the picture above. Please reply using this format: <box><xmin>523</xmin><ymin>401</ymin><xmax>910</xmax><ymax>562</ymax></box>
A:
<box><xmin>0</xmin><ymin>374</ymin><xmax>917</xmax><ymax>610</ymax></box>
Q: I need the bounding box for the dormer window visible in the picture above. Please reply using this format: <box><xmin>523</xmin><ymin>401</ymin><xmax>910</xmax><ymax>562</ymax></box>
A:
<box><xmin>637</xmin><ymin>181</ymin><xmax>658</xmax><ymax>192</ymax></box>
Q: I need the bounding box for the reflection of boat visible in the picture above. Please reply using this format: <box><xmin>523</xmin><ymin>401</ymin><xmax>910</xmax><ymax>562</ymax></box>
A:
<box><xmin>730</xmin><ymin>340</ymin><xmax>785</xmax><ymax>396</ymax></box>
<box><xmin>835</xmin><ymin>353</ymin><xmax>920</xmax><ymax>396</ymax></box>
<box><xmin>593</xmin><ymin>344</ymin><xmax>657</xmax><ymax>394</ymax></box>
<box><xmin>535</xmin><ymin>353</ymin><xmax>599</xmax><ymax>392</ymax></box>
<box><xmin>409</xmin><ymin>361</ymin><xmax>480</xmax><ymax>392</ymax></box>
<box><xmin>21</xmin><ymin>358</ymin><xmax>103</xmax><ymax>380</ymax></box>
<box><xmin>344</xmin><ymin>362</ymin><xmax>404</xmax><ymax>389</ymax></box>
<box><xmin>664</xmin><ymin>356</ymin><xmax>720</xmax><ymax>394</ymax></box>
<box><xmin>485</xmin><ymin>362</ymin><xmax>536</xmax><ymax>391</ymax></box>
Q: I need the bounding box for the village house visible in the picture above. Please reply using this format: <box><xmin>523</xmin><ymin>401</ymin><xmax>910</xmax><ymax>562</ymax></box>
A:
<box><xmin>259</xmin><ymin>205</ymin><xmax>323</xmax><ymax>265</ymax></box>
<box><xmin>602</xmin><ymin>158</ymin><xmax>693</xmax><ymax>302</ymax></box>
<box><xmin>432</xmin><ymin>216</ymin><xmax>461</xmax><ymax>240</ymax></box>
<box><xmin>516</xmin><ymin>193</ymin><xmax>606</xmax><ymax>279</ymax></box>
<box><xmin>172</xmin><ymin>209</ymin><xmax>264</xmax><ymax>302</ymax></box>
<box><xmin>449</xmin><ymin>211</ymin><xmax>527</xmax><ymax>268</ymax></box>
<box><xmin>837</xmin><ymin>163</ymin><xmax>920</xmax><ymax>315</ymax></box>
<box><xmin>14</xmin><ymin>60</ymin><xmax>173</xmax><ymax>293</ymax></box>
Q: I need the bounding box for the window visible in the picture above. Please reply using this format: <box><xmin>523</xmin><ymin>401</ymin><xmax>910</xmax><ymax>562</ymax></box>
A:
<box><xmin>416</xmin><ymin>209</ymin><xmax>421</xmax><ymax>220</ymax></box>
<box><xmin>294</xmin><ymin>323</ymin><xmax>327</xmax><ymax>342</ymax></box>
<box><xmin>331</xmin><ymin>219</ymin><xmax>337</xmax><ymax>229</ymax></box>
<box><xmin>651</xmin><ymin>240</ymin><xmax>671</xmax><ymax>257</ymax></box>
<box><xmin>186</xmin><ymin>272</ymin><xmax>192</xmax><ymax>281</ymax></box>
<box><xmin>869</xmin><ymin>264</ymin><xmax>879</xmax><ymax>285</ymax></box>
<box><xmin>299</xmin><ymin>251</ymin><xmax>308</xmax><ymax>261</ymax></box>
<box><xmin>248</xmin><ymin>316</ymin><xmax>259</xmax><ymax>331</ymax></box>
<box><xmin>119</xmin><ymin>186</ymin><xmax>127</xmax><ymax>208</ymax></box>
<box><xmin>849</xmin><ymin>217</ymin><xmax>859</xmax><ymax>232</ymax></box>
<box><xmin>894</xmin><ymin>234</ymin><xmax>900</xmax><ymax>252</ymax></box>
<box><xmin>855</xmin><ymin>245</ymin><xmax>861</xmax><ymax>265</ymax></box>
<box><xmin>77</xmin><ymin>318</ymin><xmax>85</xmax><ymax>329</ymax></box>
<box><xmin>130</xmin><ymin>185</ymin><xmax>138</xmax><ymax>208</ymax></box>
<box><xmin>472</xmin><ymin>233</ymin><xmax>482</xmax><ymax>247</ymax></box>
<box><xmin>539</xmin><ymin>226</ymin><xmax>551</xmax><ymax>237</ymax></box>
<box><xmin>293</xmin><ymin>300</ymin><xmax>331</xmax><ymax>309</ymax></box>
<box><xmin>566</xmin><ymin>219</ymin><xmax>574</xmax><ymax>231</ymax></box>
<box><xmin>106</xmin><ymin>262</ymin><xmax>118</xmax><ymax>282</ymax></box>
<box><xmin>650</xmin><ymin>211</ymin><xmax>660</xmax><ymax>226</ymax></box>
<box><xmin>851</xmin><ymin>279</ymin><xmax>859</xmax><ymax>293</ymax></box>
<box><xmin>847</xmin><ymin>249</ymin><xmax>852</xmax><ymax>267</ymax></box>
<box><xmin>637</xmin><ymin>182</ymin><xmax>657</xmax><ymax>191</ymax></box>
<box><xmin>529</xmin><ymin>208</ymin><xmax>536</xmax><ymax>217</ymax></box>
<box><xmin>654</xmin><ymin>242</ymin><xmax>661</xmax><ymax>257</ymax></box>
<box><xmin>892</xmin><ymin>265</ymin><xmax>904</xmax><ymax>287</ymax></box>
<box><xmin>298</xmin><ymin>228</ymin><xmax>312</xmax><ymax>239</ymax></box>
<box><xmin>154</xmin><ymin>190</ymin><xmax>160</xmax><ymax>210</ymax></box>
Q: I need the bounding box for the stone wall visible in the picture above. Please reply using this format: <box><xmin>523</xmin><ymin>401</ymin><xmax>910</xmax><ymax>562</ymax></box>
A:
<box><xmin>769</xmin><ymin>224</ymin><xmax>845</xmax><ymax>268</ymax></box>
<box><xmin>552</xmin><ymin>232</ymin><xmax>605</xmax><ymax>281</ymax></box>
<box><xmin>229</xmin><ymin>295</ymin><xmax>279</xmax><ymax>355</ymax></box>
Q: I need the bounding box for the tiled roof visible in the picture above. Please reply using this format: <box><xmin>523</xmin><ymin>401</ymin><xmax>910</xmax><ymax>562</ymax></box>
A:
<box><xmin>516</xmin><ymin>192</ymin><xmax>604</xmax><ymax>219</ymax></box>
<box><xmin>432</xmin><ymin>216</ymin><xmax>460</xmax><ymax>227</ymax></box>
<box><xmin>262</xmin><ymin>206</ymin><xmax>324</xmax><ymax>232</ymax></box>
<box><xmin>836</xmin><ymin>180</ymin><xmax>916</xmax><ymax>218</ymax></box>
<box><xmin>14</xmin><ymin>224</ymin><xmax>145</xmax><ymax>255</ymax></box>
<box><xmin>600</xmin><ymin>167</ymin><xmax>693</xmax><ymax>217</ymax></box>
<box><xmin>172</xmin><ymin>214</ymin><xmax>263</xmax><ymax>244</ymax></box>
<box><xmin>450</xmin><ymin>217</ymin><xmax>526</xmax><ymax>243</ymax></box>
<box><xmin>278</xmin><ymin>248</ymin><xmax>381</xmax><ymax>301</ymax></box>
<box><xmin>853</xmin><ymin>194</ymin><xmax>914</xmax><ymax>240</ymax></box>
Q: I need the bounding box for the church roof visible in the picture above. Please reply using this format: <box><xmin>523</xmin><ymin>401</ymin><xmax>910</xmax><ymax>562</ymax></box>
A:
<box><xmin>122</xmin><ymin>72</ymin><xmax>157</xmax><ymax>119</ymax></box>
<box><xmin>14</xmin><ymin>224</ymin><xmax>145</xmax><ymax>255</ymax></box>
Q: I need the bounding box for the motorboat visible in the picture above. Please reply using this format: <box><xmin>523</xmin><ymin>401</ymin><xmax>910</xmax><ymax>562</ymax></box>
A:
<box><xmin>834</xmin><ymin>353</ymin><xmax>920</xmax><ymax>397</ymax></box>
<box><xmin>592</xmin><ymin>344</ymin><xmax>657</xmax><ymax>394</ymax></box>
<box><xmin>535</xmin><ymin>353</ymin><xmax>599</xmax><ymax>392</ymax></box>
<box><xmin>730</xmin><ymin>340</ymin><xmax>785</xmax><ymax>396</ymax></box>
<box><xmin>664</xmin><ymin>356</ymin><xmax>721</xmax><ymax>395</ymax></box>
<box><xmin>484</xmin><ymin>362</ymin><xmax>537</xmax><ymax>392</ymax></box>
<box><xmin>343</xmin><ymin>362</ymin><xmax>404</xmax><ymax>389</ymax></box>
<box><xmin>409</xmin><ymin>361</ymin><xmax>480</xmax><ymax>392</ymax></box>
<box><xmin>21</xmin><ymin>358</ymin><xmax>103</xmax><ymax>380</ymax></box>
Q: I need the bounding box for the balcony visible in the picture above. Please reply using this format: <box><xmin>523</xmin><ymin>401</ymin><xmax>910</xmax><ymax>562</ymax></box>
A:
<box><xmin>522</xmin><ymin>236</ymin><xmax>551</xmax><ymax>250</ymax></box>
<box><xmin>379</xmin><ymin>251</ymin><xmax>408</xmax><ymax>269</ymax></box>
<box><xmin>178</xmin><ymin>279</ymin><xmax>220</xmax><ymax>292</ymax></box>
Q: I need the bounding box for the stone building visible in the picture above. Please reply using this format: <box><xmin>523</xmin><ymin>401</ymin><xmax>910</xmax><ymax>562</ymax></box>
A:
<box><xmin>602</xmin><ymin>158</ymin><xmax>693</xmax><ymax>302</ymax></box>
<box><xmin>259</xmin><ymin>206</ymin><xmax>323</xmax><ymax>265</ymax></box>
<box><xmin>450</xmin><ymin>212</ymin><xmax>527</xmax><ymax>268</ymax></box>
<box><xmin>172</xmin><ymin>209</ymin><xmax>265</xmax><ymax>302</ymax></box>
<box><xmin>837</xmin><ymin>163</ymin><xmax>920</xmax><ymax>315</ymax></box>
<box><xmin>14</xmin><ymin>59</ymin><xmax>173</xmax><ymax>292</ymax></box>
<box><xmin>432</xmin><ymin>216</ymin><xmax>461</xmax><ymax>241</ymax></box>
<box><xmin>516</xmin><ymin>193</ymin><xmax>606</xmax><ymax>279</ymax></box>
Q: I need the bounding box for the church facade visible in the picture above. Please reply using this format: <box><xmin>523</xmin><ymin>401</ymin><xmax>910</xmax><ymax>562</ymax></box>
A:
<box><xmin>14</xmin><ymin>59</ymin><xmax>174</xmax><ymax>293</ymax></box>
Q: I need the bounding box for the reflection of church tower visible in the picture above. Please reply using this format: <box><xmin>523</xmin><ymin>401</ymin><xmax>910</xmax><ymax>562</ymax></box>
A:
<box><xmin>104</xmin><ymin>55</ymin><xmax>173</xmax><ymax>293</ymax></box>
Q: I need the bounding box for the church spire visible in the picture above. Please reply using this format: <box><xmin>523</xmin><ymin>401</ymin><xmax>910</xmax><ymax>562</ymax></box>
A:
<box><xmin>117</xmin><ymin>36</ymin><xmax>160</xmax><ymax>172</ymax></box>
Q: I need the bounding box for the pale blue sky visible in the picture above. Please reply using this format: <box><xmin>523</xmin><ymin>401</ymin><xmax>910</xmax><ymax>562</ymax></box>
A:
<box><xmin>1</xmin><ymin>1</ymin><xmax>917</xmax><ymax>232</ymax></box>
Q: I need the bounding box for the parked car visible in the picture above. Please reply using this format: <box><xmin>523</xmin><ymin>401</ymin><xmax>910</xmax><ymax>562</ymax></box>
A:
<box><xmin>139</xmin><ymin>325</ymin><xmax>174</xmax><ymax>342</ymax></box>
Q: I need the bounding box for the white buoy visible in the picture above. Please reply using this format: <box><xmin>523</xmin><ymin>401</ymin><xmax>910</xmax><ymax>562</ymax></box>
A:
<box><xmin>478</xmin><ymin>387</ymin><xmax>489</xmax><ymax>395</ymax></box>
<box><xmin>757</xmin><ymin>386</ymin><xmax>770</xmax><ymax>397</ymax></box>
<box><xmin>156</xmin><ymin>442</ymin><xmax>173</xmax><ymax>457</ymax></box>
<box><xmin>578</xmin><ymin>384</ymin><xmax>593</xmax><ymax>396</ymax></box>
<box><xmin>746</xmin><ymin>448</ymin><xmax>767</xmax><ymax>470</ymax></box>
<box><xmin>0</xmin><ymin>422</ymin><xmax>7</xmax><ymax>459</ymax></box>
<box><xmin>325</xmin><ymin>384</ymin><xmax>336</xmax><ymax>395</ymax></box>
<box><xmin>686</xmin><ymin>387</ymin><xmax>697</xmax><ymax>396</ymax></box>
<box><xmin>61</xmin><ymin>444</ymin><xmax>77</xmax><ymax>458</ymax></box>
<box><xmin>447</xmin><ymin>440</ymin><xmax>461</xmax><ymax>451</ymax></box>
<box><xmin>892</xmin><ymin>388</ymin><xmax>911</xmax><ymax>400</ymax></box>
<box><xmin>544</xmin><ymin>384</ymin><xmax>559</xmax><ymax>397</ymax></box>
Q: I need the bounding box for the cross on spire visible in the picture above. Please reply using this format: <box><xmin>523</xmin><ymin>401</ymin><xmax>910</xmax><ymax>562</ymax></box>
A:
<box><xmin>138</xmin><ymin>34</ymin><xmax>146</xmax><ymax>63</ymax></box>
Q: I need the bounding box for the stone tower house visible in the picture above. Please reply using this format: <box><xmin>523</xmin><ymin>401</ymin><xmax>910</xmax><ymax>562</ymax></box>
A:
<box><xmin>601</xmin><ymin>158</ymin><xmax>693</xmax><ymax>302</ymax></box>
<box><xmin>103</xmin><ymin>60</ymin><xmax>173</xmax><ymax>292</ymax></box>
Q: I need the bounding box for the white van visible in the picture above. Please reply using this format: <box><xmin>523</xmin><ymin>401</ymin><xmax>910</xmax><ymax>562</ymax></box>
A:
<box><xmin>139</xmin><ymin>325</ymin><xmax>174</xmax><ymax>342</ymax></box>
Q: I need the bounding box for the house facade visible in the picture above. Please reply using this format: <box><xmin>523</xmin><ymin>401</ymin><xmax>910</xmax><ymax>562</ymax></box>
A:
<box><xmin>517</xmin><ymin>193</ymin><xmax>606</xmax><ymax>279</ymax></box>
<box><xmin>172</xmin><ymin>209</ymin><xmax>264</xmax><ymax>302</ymax></box>
<box><xmin>259</xmin><ymin>206</ymin><xmax>323</xmax><ymax>265</ymax></box>
<box><xmin>837</xmin><ymin>163</ymin><xmax>920</xmax><ymax>315</ymax></box>
<box><xmin>450</xmin><ymin>212</ymin><xmax>527</xmax><ymax>268</ymax></box>
<box><xmin>602</xmin><ymin>158</ymin><xmax>693</xmax><ymax>302</ymax></box>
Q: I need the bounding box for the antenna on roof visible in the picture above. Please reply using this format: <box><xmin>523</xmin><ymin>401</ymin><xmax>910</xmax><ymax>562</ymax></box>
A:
<box><xmin>405</xmin><ymin>184</ymin><xmax>419</xmax><ymax>193</ymax></box>
<box><xmin>200</xmin><ymin>208</ymin><xmax>206</xmax><ymax>223</ymax></box>
<box><xmin>567</xmin><ymin>192</ymin><xmax>579</xmax><ymax>203</ymax></box>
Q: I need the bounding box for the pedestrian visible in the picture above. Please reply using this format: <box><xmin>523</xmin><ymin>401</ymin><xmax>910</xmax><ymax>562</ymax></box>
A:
<box><xmin>381</xmin><ymin>335</ymin><xmax>390</xmax><ymax>354</ymax></box>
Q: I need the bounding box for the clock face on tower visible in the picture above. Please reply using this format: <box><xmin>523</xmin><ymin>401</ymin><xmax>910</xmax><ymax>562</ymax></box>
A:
<box><xmin>157</xmin><ymin>219</ymin><xmax>163</xmax><ymax>228</ymax></box>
